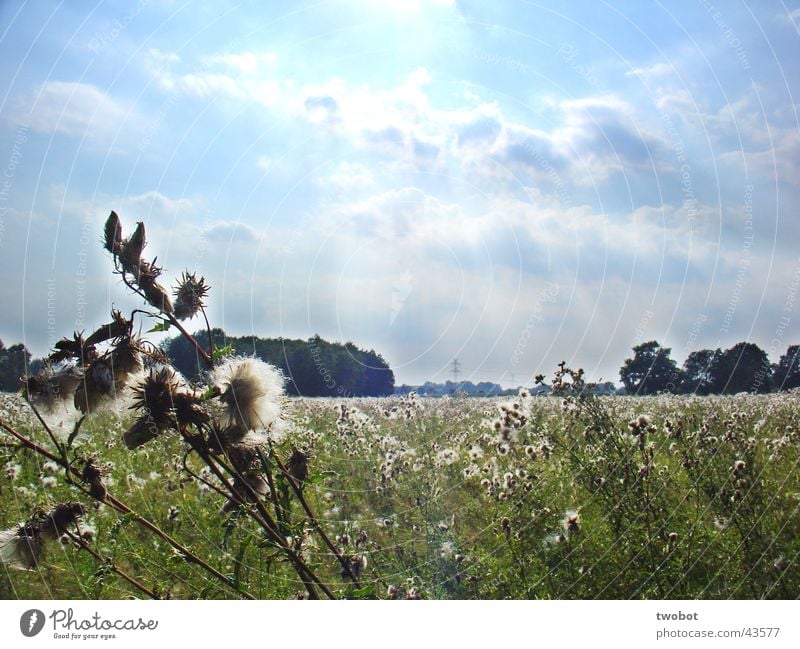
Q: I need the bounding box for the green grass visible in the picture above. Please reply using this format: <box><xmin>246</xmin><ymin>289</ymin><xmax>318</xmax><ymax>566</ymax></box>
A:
<box><xmin>1</xmin><ymin>390</ymin><xmax>798</xmax><ymax>599</ymax></box>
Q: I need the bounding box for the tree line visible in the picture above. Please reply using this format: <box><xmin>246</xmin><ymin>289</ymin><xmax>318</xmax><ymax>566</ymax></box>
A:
<box><xmin>619</xmin><ymin>340</ymin><xmax>800</xmax><ymax>395</ymax></box>
<box><xmin>3</xmin><ymin>335</ymin><xmax>799</xmax><ymax>397</ymax></box>
<box><xmin>162</xmin><ymin>329</ymin><xmax>395</xmax><ymax>397</ymax></box>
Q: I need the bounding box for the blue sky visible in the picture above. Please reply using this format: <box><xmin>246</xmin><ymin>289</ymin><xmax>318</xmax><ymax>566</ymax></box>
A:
<box><xmin>1</xmin><ymin>0</ymin><xmax>799</xmax><ymax>386</ymax></box>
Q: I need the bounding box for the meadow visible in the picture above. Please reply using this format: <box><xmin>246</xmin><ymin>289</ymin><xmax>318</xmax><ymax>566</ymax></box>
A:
<box><xmin>2</xmin><ymin>383</ymin><xmax>798</xmax><ymax>600</ymax></box>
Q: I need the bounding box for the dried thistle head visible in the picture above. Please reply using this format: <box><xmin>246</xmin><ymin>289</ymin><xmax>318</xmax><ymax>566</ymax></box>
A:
<box><xmin>39</xmin><ymin>502</ymin><xmax>86</xmax><ymax>539</ymax></box>
<box><xmin>212</xmin><ymin>358</ymin><xmax>285</xmax><ymax>433</ymax></box>
<box><xmin>136</xmin><ymin>260</ymin><xmax>174</xmax><ymax>314</ymax></box>
<box><xmin>103</xmin><ymin>211</ymin><xmax>123</xmax><ymax>255</ymax></box>
<box><xmin>0</xmin><ymin>527</ymin><xmax>42</xmax><ymax>570</ymax></box>
<box><xmin>123</xmin><ymin>366</ymin><xmax>205</xmax><ymax>449</ymax></box>
<box><xmin>73</xmin><ymin>337</ymin><xmax>140</xmax><ymax>415</ymax></box>
<box><xmin>223</xmin><ymin>442</ymin><xmax>259</xmax><ymax>474</ymax></box>
<box><xmin>50</xmin><ymin>332</ymin><xmax>93</xmax><ymax>364</ymax></box>
<box><xmin>287</xmin><ymin>447</ymin><xmax>310</xmax><ymax>483</ymax></box>
<box><xmin>104</xmin><ymin>214</ymin><xmax>174</xmax><ymax>314</ymax></box>
<box><xmin>81</xmin><ymin>459</ymin><xmax>110</xmax><ymax>501</ymax></box>
<box><xmin>74</xmin><ymin>358</ymin><xmax>115</xmax><ymax>414</ymax></box>
<box><xmin>85</xmin><ymin>310</ymin><xmax>130</xmax><ymax>347</ymax></box>
<box><xmin>173</xmin><ymin>272</ymin><xmax>210</xmax><ymax>321</ymax></box>
<box><xmin>110</xmin><ymin>336</ymin><xmax>142</xmax><ymax>380</ymax></box>
<box><xmin>119</xmin><ymin>221</ymin><xmax>146</xmax><ymax>268</ymax></box>
<box><xmin>1</xmin><ymin>502</ymin><xmax>87</xmax><ymax>570</ymax></box>
<box><xmin>123</xmin><ymin>367</ymin><xmax>180</xmax><ymax>448</ymax></box>
<box><xmin>221</xmin><ymin>475</ymin><xmax>269</xmax><ymax>513</ymax></box>
<box><xmin>22</xmin><ymin>362</ymin><xmax>83</xmax><ymax>412</ymax></box>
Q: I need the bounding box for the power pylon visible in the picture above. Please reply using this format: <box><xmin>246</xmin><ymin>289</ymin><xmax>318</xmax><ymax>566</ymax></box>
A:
<box><xmin>450</xmin><ymin>358</ymin><xmax>461</xmax><ymax>384</ymax></box>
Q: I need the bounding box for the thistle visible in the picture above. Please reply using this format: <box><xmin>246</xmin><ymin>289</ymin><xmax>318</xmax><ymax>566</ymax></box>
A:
<box><xmin>0</xmin><ymin>503</ymin><xmax>86</xmax><ymax>570</ymax></box>
<box><xmin>173</xmin><ymin>272</ymin><xmax>210</xmax><ymax>321</ymax></box>
<box><xmin>212</xmin><ymin>358</ymin><xmax>284</xmax><ymax>433</ymax></box>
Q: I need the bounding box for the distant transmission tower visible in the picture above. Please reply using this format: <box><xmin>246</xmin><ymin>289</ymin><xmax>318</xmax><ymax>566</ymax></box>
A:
<box><xmin>450</xmin><ymin>358</ymin><xmax>462</xmax><ymax>384</ymax></box>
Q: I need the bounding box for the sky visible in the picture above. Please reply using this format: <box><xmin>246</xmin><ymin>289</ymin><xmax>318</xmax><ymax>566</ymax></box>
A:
<box><xmin>0</xmin><ymin>0</ymin><xmax>799</xmax><ymax>387</ymax></box>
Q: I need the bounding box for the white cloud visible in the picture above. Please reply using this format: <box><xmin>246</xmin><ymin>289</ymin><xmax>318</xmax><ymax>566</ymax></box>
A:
<box><xmin>15</xmin><ymin>81</ymin><xmax>133</xmax><ymax>139</ymax></box>
<box><xmin>626</xmin><ymin>62</ymin><xmax>677</xmax><ymax>81</ymax></box>
<box><xmin>203</xmin><ymin>52</ymin><xmax>277</xmax><ymax>75</ymax></box>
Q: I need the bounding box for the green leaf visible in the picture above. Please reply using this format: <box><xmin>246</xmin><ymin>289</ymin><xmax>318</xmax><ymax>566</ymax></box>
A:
<box><xmin>307</xmin><ymin>470</ymin><xmax>338</xmax><ymax>485</ymax></box>
<box><xmin>347</xmin><ymin>584</ymin><xmax>376</xmax><ymax>599</ymax></box>
<box><xmin>148</xmin><ymin>321</ymin><xmax>171</xmax><ymax>333</ymax></box>
<box><xmin>212</xmin><ymin>344</ymin><xmax>234</xmax><ymax>359</ymax></box>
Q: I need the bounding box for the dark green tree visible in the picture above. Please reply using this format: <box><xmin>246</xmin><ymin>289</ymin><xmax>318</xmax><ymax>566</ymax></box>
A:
<box><xmin>161</xmin><ymin>330</ymin><xmax>394</xmax><ymax>397</ymax></box>
<box><xmin>680</xmin><ymin>348</ymin><xmax>722</xmax><ymax>394</ymax></box>
<box><xmin>0</xmin><ymin>339</ymin><xmax>32</xmax><ymax>392</ymax></box>
<box><xmin>772</xmin><ymin>344</ymin><xmax>800</xmax><ymax>391</ymax></box>
<box><xmin>711</xmin><ymin>342</ymin><xmax>772</xmax><ymax>394</ymax></box>
<box><xmin>619</xmin><ymin>340</ymin><xmax>681</xmax><ymax>395</ymax></box>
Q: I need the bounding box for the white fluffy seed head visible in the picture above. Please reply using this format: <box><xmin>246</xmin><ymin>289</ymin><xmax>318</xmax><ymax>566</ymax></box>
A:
<box><xmin>212</xmin><ymin>357</ymin><xmax>285</xmax><ymax>433</ymax></box>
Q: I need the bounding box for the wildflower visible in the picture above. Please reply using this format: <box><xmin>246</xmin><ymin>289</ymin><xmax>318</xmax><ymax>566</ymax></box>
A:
<box><xmin>344</xmin><ymin>554</ymin><xmax>367</xmax><ymax>580</ymax></box>
<box><xmin>79</xmin><ymin>523</ymin><xmax>96</xmax><ymax>543</ymax></box>
<box><xmin>173</xmin><ymin>271</ymin><xmax>210</xmax><ymax>320</ymax></box>
<box><xmin>167</xmin><ymin>507</ymin><xmax>180</xmax><ymax>522</ymax></box>
<box><xmin>439</xmin><ymin>541</ymin><xmax>455</xmax><ymax>559</ymax></box>
<box><xmin>74</xmin><ymin>337</ymin><xmax>142</xmax><ymax>414</ymax></box>
<box><xmin>213</xmin><ymin>358</ymin><xmax>284</xmax><ymax>433</ymax></box>
<box><xmin>81</xmin><ymin>459</ymin><xmax>109</xmax><ymax>501</ymax></box>
<box><xmin>1</xmin><ymin>502</ymin><xmax>85</xmax><ymax>570</ymax></box>
<box><xmin>42</xmin><ymin>461</ymin><xmax>59</xmax><ymax>474</ymax></box>
<box><xmin>40</xmin><ymin>476</ymin><xmax>57</xmax><ymax>489</ymax></box>
<box><xmin>562</xmin><ymin>510</ymin><xmax>580</xmax><ymax>534</ymax></box>
<box><xmin>123</xmin><ymin>366</ymin><xmax>205</xmax><ymax>449</ymax></box>
<box><xmin>286</xmin><ymin>447</ymin><xmax>310</xmax><ymax>484</ymax></box>
<box><xmin>3</xmin><ymin>462</ymin><xmax>21</xmax><ymax>481</ymax></box>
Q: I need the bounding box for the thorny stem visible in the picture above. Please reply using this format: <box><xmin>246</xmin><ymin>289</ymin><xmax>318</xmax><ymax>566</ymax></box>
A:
<box><xmin>118</xmin><ymin>271</ymin><xmax>212</xmax><ymax>368</ymax></box>
<box><xmin>186</xmin><ymin>436</ymin><xmax>333</xmax><ymax>599</ymax></box>
<box><xmin>0</xmin><ymin>419</ymin><xmax>255</xmax><ymax>600</ymax></box>
<box><xmin>166</xmin><ymin>313</ymin><xmax>213</xmax><ymax>368</ymax></box>
<box><xmin>271</xmin><ymin>449</ymin><xmax>362</xmax><ymax>587</ymax></box>
<box><xmin>65</xmin><ymin>530</ymin><xmax>158</xmax><ymax>599</ymax></box>
<box><xmin>200</xmin><ymin>305</ymin><xmax>215</xmax><ymax>359</ymax></box>
<box><xmin>24</xmin><ymin>399</ymin><xmax>68</xmax><ymax>464</ymax></box>
<box><xmin>260</xmin><ymin>449</ymin><xmax>286</xmax><ymax>530</ymax></box>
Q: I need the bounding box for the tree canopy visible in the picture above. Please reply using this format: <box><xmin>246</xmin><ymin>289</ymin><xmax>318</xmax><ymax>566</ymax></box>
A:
<box><xmin>0</xmin><ymin>339</ymin><xmax>31</xmax><ymax>392</ymax></box>
<box><xmin>162</xmin><ymin>330</ymin><xmax>395</xmax><ymax>397</ymax></box>
<box><xmin>619</xmin><ymin>341</ymin><xmax>681</xmax><ymax>395</ymax></box>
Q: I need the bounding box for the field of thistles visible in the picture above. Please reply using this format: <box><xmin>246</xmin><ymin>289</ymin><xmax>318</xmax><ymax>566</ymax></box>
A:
<box><xmin>2</xmin><ymin>384</ymin><xmax>798</xmax><ymax>599</ymax></box>
<box><xmin>1</xmin><ymin>213</ymin><xmax>797</xmax><ymax>600</ymax></box>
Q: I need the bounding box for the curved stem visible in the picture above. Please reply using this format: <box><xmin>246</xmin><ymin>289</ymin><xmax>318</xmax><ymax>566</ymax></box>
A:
<box><xmin>66</xmin><ymin>530</ymin><xmax>157</xmax><ymax>599</ymax></box>
<box><xmin>0</xmin><ymin>419</ymin><xmax>254</xmax><ymax>600</ymax></box>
